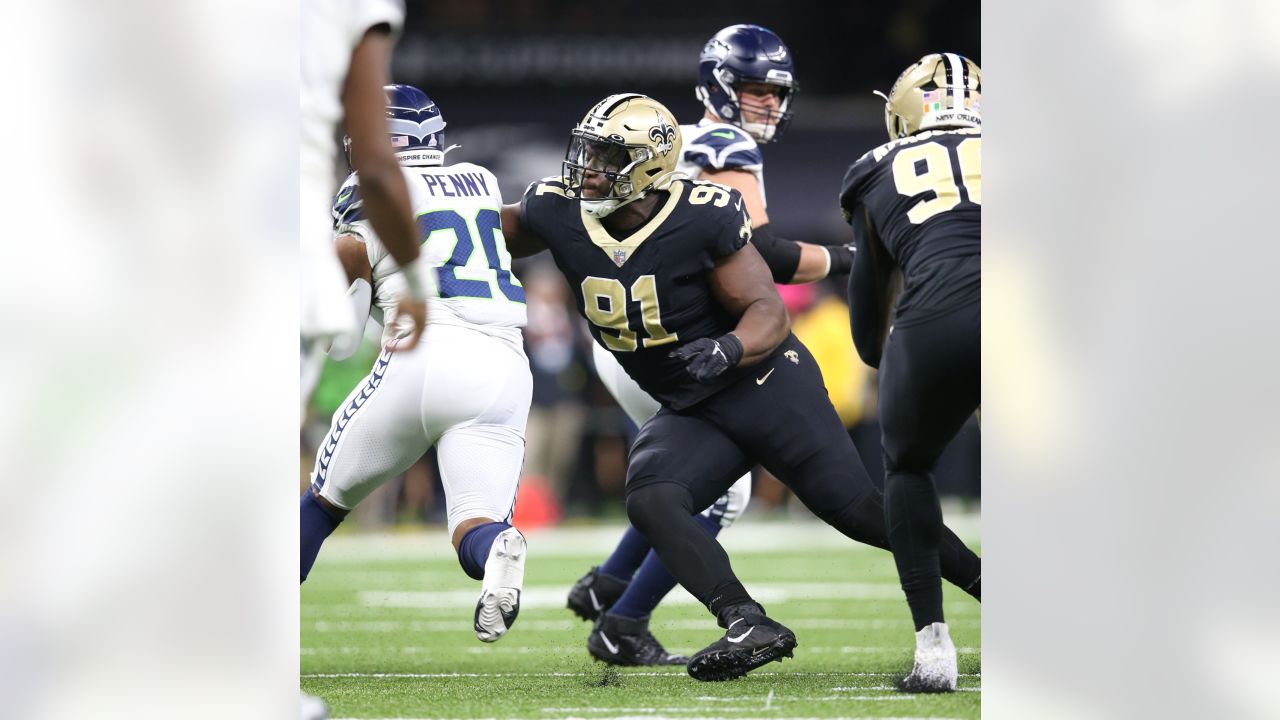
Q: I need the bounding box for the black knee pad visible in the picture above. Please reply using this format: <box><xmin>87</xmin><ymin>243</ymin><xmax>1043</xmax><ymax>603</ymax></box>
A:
<box><xmin>625</xmin><ymin>482</ymin><xmax>694</xmax><ymax>534</ymax></box>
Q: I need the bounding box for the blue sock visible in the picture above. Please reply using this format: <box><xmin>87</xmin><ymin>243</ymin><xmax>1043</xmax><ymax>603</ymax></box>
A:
<box><xmin>611</xmin><ymin>513</ymin><xmax>722</xmax><ymax>619</ymax></box>
<box><xmin>301</xmin><ymin>488</ymin><xmax>342</xmax><ymax>583</ymax></box>
<box><xmin>458</xmin><ymin>522</ymin><xmax>511</xmax><ymax>580</ymax></box>
<box><xmin>598</xmin><ymin>526</ymin><xmax>653</xmax><ymax>582</ymax></box>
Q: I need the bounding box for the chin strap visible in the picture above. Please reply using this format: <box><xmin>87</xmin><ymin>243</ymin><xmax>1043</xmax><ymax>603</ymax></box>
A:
<box><xmin>584</xmin><ymin>170</ymin><xmax>682</xmax><ymax>218</ymax></box>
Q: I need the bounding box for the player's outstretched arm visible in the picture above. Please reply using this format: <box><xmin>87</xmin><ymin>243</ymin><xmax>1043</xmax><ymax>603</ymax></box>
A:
<box><xmin>704</xmin><ymin>168</ymin><xmax>853</xmax><ymax>284</ymax></box>
<box><xmin>500</xmin><ymin>203</ymin><xmax>547</xmax><ymax>258</ymax></box>
<box><xmin>709</xmin><ymin>242</ymin><xmax>790</xmax><ymax>367</ymax></box>
<box><xmin>343</xmin><ymin>26</ymin><xmax>426</xmax><ymax>351</ymax></box>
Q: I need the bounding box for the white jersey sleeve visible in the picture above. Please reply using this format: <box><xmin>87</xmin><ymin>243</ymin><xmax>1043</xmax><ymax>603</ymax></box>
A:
<box><xmin>301</xmin><ymin>0</ymin><xmax>405</xmax><ymax>182</ymax></box>
<box><xmin>301</xmin><ymin>0</ymin><xmax>406</xmax><ymax>349</ymax></box>
<box><xmin>676</xmin><ymin>121</ymin><xmax>767</xmax><ymax>207</ymax></box>
<box><xmin>333</xmin><ymin>163</ymin><xmax>527</xmax><ymax>346</ymax></box>
<box><xmin>344</xmin><ymin>0</ymin><xmax>404</xmax><ymax>45</ymax></box>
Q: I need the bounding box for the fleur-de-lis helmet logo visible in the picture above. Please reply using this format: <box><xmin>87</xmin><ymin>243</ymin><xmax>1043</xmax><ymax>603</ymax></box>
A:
<box><xmin>649</xmin><ymin>119</ymin><xmax>676</xmax><ymax>157</ymax></box>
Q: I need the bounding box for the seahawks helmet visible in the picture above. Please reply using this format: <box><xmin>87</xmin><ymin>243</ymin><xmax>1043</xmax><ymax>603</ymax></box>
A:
<box><xmin>563</xmin><ymin>94</ymin><xmax>681</xmax><ymax>219</ymax></box>
<box><xmin>876</xmin><ymin>53</ymin><xmax>981</xmax><ymax>140</ymax></box>
<box><xmin>344</xmin><ymin>84</ymin><xmax>457</xmax><ymax>169</ymax></box>
<box><xmin>695</xmin><ymin>24</ymin><xmax>798</xmax><ymax>143</ymax></box>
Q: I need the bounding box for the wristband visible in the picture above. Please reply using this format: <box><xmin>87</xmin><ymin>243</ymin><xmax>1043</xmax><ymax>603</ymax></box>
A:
<box><xmin>400</xmin><ymin>256</ymin><xmax>432</xmax><ymax>300</ymax></box>
<box><xmin>826</xmin><ymin>244</ymin><xmax>855</xmax><ymax>276</ymax></box>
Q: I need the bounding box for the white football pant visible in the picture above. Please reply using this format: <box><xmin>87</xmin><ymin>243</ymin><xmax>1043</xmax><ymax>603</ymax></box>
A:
<box><xmin>592</xmin><ymin>342</ymin><xmax>750</xmax><ymax>527</ymax></box>
<box><xmin>311</xmin><ymin>323</ymin><xmax>532</xmax><ymax>537</ymax></box>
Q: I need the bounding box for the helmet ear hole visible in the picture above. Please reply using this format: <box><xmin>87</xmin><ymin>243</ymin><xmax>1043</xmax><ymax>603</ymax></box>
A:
<box><xmin>646</xmin><ymin>168</ymin><xmax>661</xmax><ymax>177</ymax></box>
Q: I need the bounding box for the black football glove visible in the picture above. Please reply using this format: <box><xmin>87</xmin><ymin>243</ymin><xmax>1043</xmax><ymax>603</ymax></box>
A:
<box><xmin>669</xmin><ymin>334</ymin><xmax>744</xmax><ymax>382</ymax></box>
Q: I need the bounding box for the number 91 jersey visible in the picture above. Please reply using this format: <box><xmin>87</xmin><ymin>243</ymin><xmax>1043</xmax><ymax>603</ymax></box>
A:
<box><xmin>333</xmin><ymin>161</ymin><xmax>526</xmax><ymax>344</ymax></box>
<box><xmin>521</xmin><ymin>177</ymin><xmax>752</xmax><ymax>411</ymax></box>
<box><xmin>838</xmin><ymin>128</ymin><xmax>981</xmax><ymax>278</ymax></box>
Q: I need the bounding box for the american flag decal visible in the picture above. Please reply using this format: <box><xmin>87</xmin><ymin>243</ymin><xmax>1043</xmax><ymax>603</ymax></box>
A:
<box><xmin>391</xmin><ymin>135</ymin><xmax>409</xmax><ymax>147</ymax></box>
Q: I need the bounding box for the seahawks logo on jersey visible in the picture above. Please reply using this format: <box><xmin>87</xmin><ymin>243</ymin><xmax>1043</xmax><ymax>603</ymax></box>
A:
<box><xmin>649</xmin><ymin>120</ymin><xmax>677</xmax><ymax>157</ymax></box>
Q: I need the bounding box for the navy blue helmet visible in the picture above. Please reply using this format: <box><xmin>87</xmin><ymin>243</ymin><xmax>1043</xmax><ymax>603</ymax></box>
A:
<box><xmin>345</xmin><ymin>84</ymin><xmax>454</xmax><ymax>169</ymax></box>
<box><xmin>695</xmin><ymin>24</ymin><xmax>798</xmax><ymax>143</ymax></box>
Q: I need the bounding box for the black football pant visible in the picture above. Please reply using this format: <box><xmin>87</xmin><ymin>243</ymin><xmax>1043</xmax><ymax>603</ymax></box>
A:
<box><xmin>624</xmin><ymin>334</ymin><xmax>980</xmax><ymax>624</ymax></box>
<box><xmin>879</xmin><ymin>301</ymin><xmax>981</xmax><ymax>631</ymax></box>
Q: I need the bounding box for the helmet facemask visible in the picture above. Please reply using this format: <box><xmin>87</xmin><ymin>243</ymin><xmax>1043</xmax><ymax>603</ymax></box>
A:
<box><xmin>695</xmin><ymin>25</ymin><xmax>799</xmax><ymax>144</ymax></box>
<box><xmin>732</xmin><ymin>79</ymin><xmax>797</xmax><ymax>143</ymax></box>
<box><xmin>562</xmin><ymin>94</ymin><xmax>682</xmax><ymax>219</ymax></box>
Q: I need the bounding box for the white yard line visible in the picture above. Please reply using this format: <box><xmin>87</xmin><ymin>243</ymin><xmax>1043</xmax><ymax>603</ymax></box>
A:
<box><xmin>307</xmin><ymin>617</ymin><xmax>979</xmax><ymax>634</ymax></box>
<box><xmin>318</xmin><ymin>515</ymin><xmax>980</xmax><ymax>561</ymax></box>
<box><xmin>353</xmin><ymin>581</ymin><xmax>950</xmax><ymax>611</ymax></box>
<box><xmin>331</xmin><ymin>716</ymin><xmax>968</xmax><ymax>720</ymax></box>
<box><xmin>304</xmin><ymin>672</ymin><xmax>982</xmax><ymax>678</ymax></box>
<box><xmin>302</xmin><ymin>645</ymin><xmax>979</xmax><ymax>656</ymax></box>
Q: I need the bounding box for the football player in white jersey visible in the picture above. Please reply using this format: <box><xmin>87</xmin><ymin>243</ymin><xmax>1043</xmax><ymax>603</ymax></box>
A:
<box><xmin>301</xmin><ymin>5</ymin><xmax>428</xmax><ymax>717</ymax></box>
<box><xmin>568</xmin><ymin>24</ymin><xmax>857</xmax><ymax>666</ymax></box>
<box><xmin>300</xmin><ymin>0</ymin><xmax>428</xmax><ymax>419</ymax></box>
<box><xmin>300</xmin><ymin>86</ymin><xmax>532</xmax><ymax>649</ymax></box>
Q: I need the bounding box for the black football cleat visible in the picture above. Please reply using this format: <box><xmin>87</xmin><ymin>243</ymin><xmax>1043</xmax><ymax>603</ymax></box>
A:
<box><xmin>686</xmin><ymin>604</ymin><xmax>797</xmax><ymax>681</ymax></box>
<box><xmin>566</xmin><ymin>565</ymin><xmax>629</xmax><ymax>622</ymax></box>
<box><xmin>587</xmin><ymin>612</ymin><xmax>689</xmax><ymax>666</ymax></box>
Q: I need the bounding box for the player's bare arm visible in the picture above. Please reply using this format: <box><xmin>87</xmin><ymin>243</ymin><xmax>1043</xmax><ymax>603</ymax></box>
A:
<box><xmin>334</xmin><ymin>234</ymin><xmax>373</xmax><ymax>285</ymax></box>
<box><xmin>499</xmin><ymin>203</ymin><xmax>547</xmax><ymax>258</ymax></box>
<box><xmin>709</xmin><ymin>242</ymin><xmax>789</xmax><ymax>366</ymax></box>
<box><xmin>703</xmin><ymin>168</ymin><xmax>851</xmax><ymax>284</ymax></box>
<box><xmin>702</xmin><ymin>168</ymin><xmax>771</xmax><ymax>226</ymax></box>
<box><xmin>344</xmin><ymin>26</ymin><xmax>427</xmax><ymax>350</ymax></box>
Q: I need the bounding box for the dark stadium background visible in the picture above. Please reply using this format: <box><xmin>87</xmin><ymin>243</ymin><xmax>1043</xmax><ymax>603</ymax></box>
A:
<box><xmin>392</xmin><ymin>0</ymin><xmax>981</xmax><ymax>246</ymax></box>
<box><xmin>303</xmin><ymin>0</ymin><xmax>981</xmax><ymax>525</ymax></box>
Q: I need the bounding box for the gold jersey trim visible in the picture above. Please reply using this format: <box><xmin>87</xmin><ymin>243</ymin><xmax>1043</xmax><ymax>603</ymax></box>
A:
<box><xmin>580</xmin><ymin>181</ymin><xmax>685</xmax><ymax>267</ymax></box>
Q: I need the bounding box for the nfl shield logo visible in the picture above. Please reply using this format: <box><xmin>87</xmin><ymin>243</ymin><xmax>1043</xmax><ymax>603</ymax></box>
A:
<box><xmin>612</xmin><ymin>249</ymin><xmax>627</xmax><ymax>267</ymax></box>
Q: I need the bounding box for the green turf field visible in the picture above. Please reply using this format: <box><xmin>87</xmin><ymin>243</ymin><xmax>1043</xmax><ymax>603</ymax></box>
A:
<box><xmin>302</xmin><ymin>515</ymin><xmax>981</xmax><ymax>719</ymax></box>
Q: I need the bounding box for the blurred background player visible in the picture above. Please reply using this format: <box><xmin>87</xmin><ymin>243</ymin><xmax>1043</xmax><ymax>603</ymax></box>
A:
<box><xmin>300</xmin><ymin>86</ymin><xmax>532</xmax><ymax>649</ymax></box>
<box><xmin>501</xmin><ymin>93</ymin><xmax>980</xmax><ymax>682</ymax></box>
<box><xmin>300</xmin><ymin>0</ymin><xmax>427</xmax><ymax>422</ymax></box>
<box><xmin>839</xmin><ymin>53</ymin><xmax>983</xmax><ymax>692</ymax></box>
<box><xmin>300</xmin><ymin>2</ymin><xmax>428</xmax><ymax>717</ymax></box>
<box><xmin>567</xmin><ymin>23</ymin><xmax>859</xmax><ymax>667</ymax></box>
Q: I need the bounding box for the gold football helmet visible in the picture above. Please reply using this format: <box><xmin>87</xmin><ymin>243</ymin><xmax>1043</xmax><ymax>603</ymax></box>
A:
<box><xmin>876</xmin><ymin>53</ymin><xmax>981</xmax><ymax>140</ymax></box>
<box><xmin>563</xmin><ymin>94</ymin><xmax>682</xmax><ymax>218</ymax></box>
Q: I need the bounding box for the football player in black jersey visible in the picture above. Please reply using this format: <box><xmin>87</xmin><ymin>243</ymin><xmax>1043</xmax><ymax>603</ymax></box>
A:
<box><xmin>500</xmin><ymin>93</ymin><xmax>981</xmax><ymax>681</ymax></box>
<box><xmin>839</xmin><ymin>53</ymin><xmax>983</xmax><ymax>693</ymax></box>
<box><xmin>565</xmin><ymin>25</ymin><xmax>859</xmax><ymax>669</ymax></box>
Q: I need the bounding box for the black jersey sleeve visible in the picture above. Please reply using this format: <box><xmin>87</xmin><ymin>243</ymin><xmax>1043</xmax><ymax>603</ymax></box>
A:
<box><xmin>847</xmin><ymin>206</ymin><xmax>894</xmax><ymax>368</ymax></box>
<box><xmin>841</xmin><ymin>151</ymin><xmax>896</xmax><ymax>367</ymax></box>
<box><xmin>707</xmin><ymin>187</ymin><xmax>752</xmax><ymax>259</ymax></box>
<box><xmin>520</xmin><ymin>175</ymin><xmax>571</xmax><ymax>237</ymax></box>
<box><xmin>838</xmin><ymin>151</ymin><xmax>876</xmax><ymax>222</ymax></box>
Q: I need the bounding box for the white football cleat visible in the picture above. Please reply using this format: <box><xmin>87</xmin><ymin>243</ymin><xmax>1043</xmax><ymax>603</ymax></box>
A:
<box><xmin>898</xmin><ymin>622</ymin><xmax>958</xmax><ymax>693</ymax></box>
<box><xmin>474</xmin><ymin>527</ymin><xmax>526</xmax><ymax>642</ymax></box>
<box><xmin>300</xmin><ymin>692</ymin><xmax>328</xmax><ymax>720</ymax></box>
